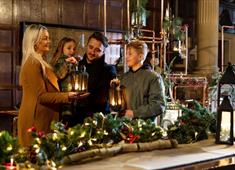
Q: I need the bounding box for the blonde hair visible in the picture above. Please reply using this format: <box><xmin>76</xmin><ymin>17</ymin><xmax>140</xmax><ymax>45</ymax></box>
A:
<box><xmin>20</xmin><ymin>24</ymin><xmax>51</xmax><ymax>84</ymax></box>
<box><xmin>126</xmin><ymin>40</ymin><xmax>148</xmax><ymax>61</ymax></box>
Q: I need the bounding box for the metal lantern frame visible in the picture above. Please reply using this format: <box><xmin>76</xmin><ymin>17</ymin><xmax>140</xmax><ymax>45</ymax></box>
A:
<box><xmin>71</xmin><ymin>64</ymin><xmax>89</xmax><ymax>94</ymax></box>
<box><xmin>216</xmin><ymin>63</ymin><xmax>235</xmax><ymax>145</ymax></box>
<box><xmin>109</xmin><ymin>83</ymin><xmax>126</xmax><ymax>115</ymax></box>
<box><xmin>217</xmin><ymin>63</ymin><xmax>235</xmax><ymax>110</ymax></box>
<box><xmin>216</xmin><ymin>95</ymin><xmax>234</xmax><ymax>145</ymax></box>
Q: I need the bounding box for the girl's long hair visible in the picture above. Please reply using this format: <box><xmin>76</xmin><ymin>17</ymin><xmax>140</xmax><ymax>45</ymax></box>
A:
<box><xmin>20</xmin><ymin>24</ymin><xmax>51</xmax><ymax>85</ymax></box>
<box><xmin>51</xmin><ymin>37</ymin><xmax>76</xmax><ymax>66</ymax></box>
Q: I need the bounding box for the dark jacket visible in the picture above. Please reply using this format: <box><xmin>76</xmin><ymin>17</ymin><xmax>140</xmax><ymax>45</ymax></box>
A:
<box><xmin>76</xmin><ymin>54</ymin><xmax>117</xmax><ymax>123</ymax></box>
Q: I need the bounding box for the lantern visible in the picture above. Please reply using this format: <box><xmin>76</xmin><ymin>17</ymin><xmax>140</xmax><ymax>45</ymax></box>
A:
<box><xmin>109</xmin><ymin>81</ymin><xmax>126</xmax><ymax>115</ymax></box>
<box><xmin>217</xmin><ymin>63</ymin><xmax>235</xmax><ymax>108</ymax></box>
<box><xmin>162</xmin><ymin>102</ymin><xmax>182</xmax><ymax>128</ymax></box>
<box><xmin>71</xmin><ymin>64</ymin><xmax>88</xmax><ymax>94</ymax></box>
<box><xmin>216</xmin><ymin>62</ymin><xmax>235</xmax><ymax>144</ymax></box>
<box><xmin>171</xmin><ymin>39</ymin><xmax>181</xmax><ymax>53</ymax></box>
<box><xmin>216</xmin><ymin>95</ymin><xmax>234</xmax><ymax>145</ymax></box>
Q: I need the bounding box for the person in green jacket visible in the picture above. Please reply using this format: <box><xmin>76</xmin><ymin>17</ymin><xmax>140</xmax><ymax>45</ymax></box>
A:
<box><xmin>51</xmin><ymin>37</ymin><xmax>81</xmax><ymax>125</ymax></box>
<box><xmin>118</xmin><ymin>40</ymin><xmax>166</xmax><ymax>120</ymax></box>
<box><xmin>51</xmin><ymin>37</ymin><xmax>79</xmax><ymax>92</ymax></box>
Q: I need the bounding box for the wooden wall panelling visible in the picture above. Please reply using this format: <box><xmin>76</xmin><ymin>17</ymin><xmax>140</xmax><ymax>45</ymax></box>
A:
<box><xmin>146</xmin><ymin>0</ymin><xmax>156</xmax><ymax>31</ymax></box>
<box><xmin>0</xmin><ymin>91</ymin><xmax>13</xmax><ymax>108</ymax></box>
<box><xmin>61</xmin><ymin>0</ymin><xmax>85</xmax><ymax>26</ymax></box>
<box><xmin>29</xmin><ymin>0</ymin><xmax>43</xmax><ymax>22</ymax></box>
<box><xmin>0</xmin><ymin>25</ymin><xmax>17</xmax><ymax>109</ymax></box>
<box><xmin>0</xmin><ymin>0</ymin><xmax>133</xmax><ymax>109</ymax></box>
<box><xmin>0</xmin><ymin>0</ymin><xmax>13</xmax><ymax>25</ymax></box>
<box><xmin>18</xmin><ymin>0</ymin><xmax>31</xmax><ymax>22</ymax></box>
<box><xmin>106</xmin><ymin>0</ymin><xmax>125</xmax><ymax>30</ymax></box>
<box><xmin>85</xmin><ymin>0</ymin><xmax>102</xmax><ymax>29</ymax></box>
<box><xmin>0</xmin><ymin>50</ymin><xmax>15</xmax><ymax>108</ymax></box>
<box><xmin>0</xmin><ymin>52</ymin><xmax>13</xmax><ymax>84</ymax></box>
<box><xmin>0</xmin><ymin>51</ymin><xmax>13</xmax><ymax>84</ymax></box>
<box><xmin>42</xmin><ymin>0</ymin><xmax>60</xmax><ymax>24</ymax></box>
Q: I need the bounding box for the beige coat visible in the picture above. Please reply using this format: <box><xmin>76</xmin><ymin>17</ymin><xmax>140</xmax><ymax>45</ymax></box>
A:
<box><xmin>18</xmin><ymin>57</ymin><xmax>70</xmax><ymax>147</ymax></box>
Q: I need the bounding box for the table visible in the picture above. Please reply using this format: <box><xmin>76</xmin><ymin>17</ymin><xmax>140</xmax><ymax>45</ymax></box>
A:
<box><xmin>61</xmin><ymin>138</ymin><xmax>235</xmax><ymax>170</ymax></box>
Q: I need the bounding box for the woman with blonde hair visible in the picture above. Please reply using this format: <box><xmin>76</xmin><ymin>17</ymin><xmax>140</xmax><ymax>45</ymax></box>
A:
<box><xmin>18</xmin><ymin>24</ymin><xmax>88</xmax><ymax>147</ymax></box>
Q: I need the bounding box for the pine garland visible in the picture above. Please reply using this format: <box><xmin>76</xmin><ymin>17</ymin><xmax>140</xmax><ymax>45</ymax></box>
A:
<box><xmin>0</xmin><ymin>131</ymin><xmax>18</xmax><ymax>165</ymax></box>
<box><xmin>167</xmin><ymin>100</ymin><xmax>216</xmax><ymax>144</ymax></box>
<box><xmin>0</xmin><ymin>103</ymin><xmax>217</xmax><ymax>168</ymax></box>
<box><xmin>0</xmin><ymin>113</ymin><xmax>164</xmax><ymax>168</ymax></box>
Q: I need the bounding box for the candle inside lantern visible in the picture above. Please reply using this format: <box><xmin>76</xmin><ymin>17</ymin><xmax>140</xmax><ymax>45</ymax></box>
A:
<box><xmin>75</xmin><ymin>82</ymin><xmax>79</xmax><ymax>91</ymax></box>
<box><xmin>109</xmin><ymin>82</ymin><xmax>126</xmax><ymax>113</ymax></box>
<box><xmin>220</xmin><ymin>111</ymin><xmax>231</xmax><ymax>142</ymax></box>
<box><xmin>118</xmin><ymin>96</ymin><xmax>122</xmax><ymax>105</ymax></box>
<box><xmin>71</xmin><ymin>65</ymin><xmax>88</xmax><ymax>93</ymax></box>
<box><xmin>111</xmin><ymin>98</ymin><xmax>116</xmax><ymax>106</ymax></box>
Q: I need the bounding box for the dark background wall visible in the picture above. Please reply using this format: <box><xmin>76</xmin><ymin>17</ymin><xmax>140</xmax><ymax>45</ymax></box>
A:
<box><xmin>0</xmin><ymin>0</ymin><xmax>197</xmax><ymax>109</ymax></box>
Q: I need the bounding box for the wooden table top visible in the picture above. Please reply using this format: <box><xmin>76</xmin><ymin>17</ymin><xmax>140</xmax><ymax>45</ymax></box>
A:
<box><xmin>61</xmin><ymin>138</ymin><xmax>235</xmax><ymax>170</ymax></box>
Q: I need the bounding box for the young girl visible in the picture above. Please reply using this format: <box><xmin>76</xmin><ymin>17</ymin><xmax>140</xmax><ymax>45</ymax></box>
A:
<box><xmin>51</xmin><ymin>37</ymin><xmax>80</xmax><ymax>92</ymax></box>
<box><xmin>116</xmin><ymin>40</ymin><xmax>165</xmax><ymax>120</ymax></box>
<box><xmin>51</xmin><ymin>37</ymin><xmax>81</xmax><ymax>125</ymax></box>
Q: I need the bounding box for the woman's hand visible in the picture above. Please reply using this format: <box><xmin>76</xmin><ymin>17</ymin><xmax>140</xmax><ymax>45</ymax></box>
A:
<box><xmin>65</xmin><ymin>57</ymin><xmax>78</xmax><ymax>64</ymax></box>
<box><xmin>68</xmin><ymin>92</ymin><xmax>90</xmax><ymax>101</ymax></box>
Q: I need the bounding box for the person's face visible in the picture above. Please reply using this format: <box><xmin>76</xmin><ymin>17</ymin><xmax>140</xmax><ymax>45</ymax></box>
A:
<box><xmin>35</xmin><ymin>29</ymin><xmax>50</xmax><ymax>55</ymax></box>
<box><xmin>86</xmin><ymin>38</ymin><xmax>105</xmax><ymax>63</ymax></box>
<box><xmin>126</xmin><ymin>47</ymin><xmax>142</xmax><ymax>69</ymax></box>
<box><xmin>63</xmin><ymin>41</ymin><xmax>76</xmax><ymax>57</ymax></box>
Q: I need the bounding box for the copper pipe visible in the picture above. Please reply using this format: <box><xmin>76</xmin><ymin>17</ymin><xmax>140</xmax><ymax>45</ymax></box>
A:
<box><xmin>137</xmin><ymin>36</ymin><xmax>162</xmax><ymax>41</ymax></box>
<box><xmin>138</xmin><ymin>28</ymin><xmax>156</xmax><ymax>33</ymax></box>
<box><xmin>161</xmin><ymin>0</ymin><xmax>164</xmax><ymax>31</ymax></box>
<box><xmin>104</xmin><ymin>0</ymin><xmax>107</xmax><ymax>36</ymax></box>
<box><xmin>185</xmin><ymin>26</ymin><xmax>188</xmax><ymax>75</ymax></box>
<box><xmin>163</xmin><ymin>33</ymin><xmax>167</xmax><ymax>71</ymax></box>
<box><xmin>108</xmin><ymin>39</ymin><xmax>126</xmax><ymax>44</ymax></box>
<box><xmin>136</xmin><ymin>39</ymin><xmax>162</xmax><ymax>43</ymax></box>
<box><xmin>221</xmin><ymin>26</ymin><xmax>224</xmax><ymax>72</ymax></box>
<box><xmin>127</xmin><ymin>0</ymin><xmax>130</xmax><ymax>36</ymax></box>
<box><xmin>137</xmin><ymin>0</ymin><xmax>140</xmax><ymax>27</ymax></box>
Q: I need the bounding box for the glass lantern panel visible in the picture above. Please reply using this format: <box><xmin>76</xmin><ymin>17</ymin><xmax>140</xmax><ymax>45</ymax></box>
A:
<box><xmin>220</xmin><ymin>84</ymin><xmax>235</xmax><ymax>105</ymax></box>
<box><xmin>220</xmin><ymin>111</ymin><xmax>231</xmax><ymax>142</ymax></box>
<box><xmin>234</xmin><ymin>111</ymin><xmax>235</xmax><ymax>137</ymax></box>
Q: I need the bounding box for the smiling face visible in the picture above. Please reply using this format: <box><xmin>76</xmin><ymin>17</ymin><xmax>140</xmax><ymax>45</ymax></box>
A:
<box><xmin>63</xmin><ymin>41</ymin><xmax>76</xmax><ymax>57</ymax></box>
<box><xmin>126</xmin><ymin>47</ymin><xmax>143</xmax><ymax>71</ymax></box>
<box><xmin>35</xmin><ymin>29</ymin><xmax>50</xmax><ymax>55</ymax></box>
<box><xmin>86</xmin><ymin>37</ymin><xmax>105</xmax><ymax>63</ymax></box>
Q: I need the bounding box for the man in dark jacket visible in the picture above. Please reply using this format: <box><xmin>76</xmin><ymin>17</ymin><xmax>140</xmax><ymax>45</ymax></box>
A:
<box><xmin>74</xmin><ymin>32</ymin><xmax>117</xmax><ymax>124</ymax></box>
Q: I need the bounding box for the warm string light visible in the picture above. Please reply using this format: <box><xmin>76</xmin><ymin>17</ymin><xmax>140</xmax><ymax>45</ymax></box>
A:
<box><xmin>6</xmin><ymin>144</ymin><xmax>13</xmax><ymax>151</ymax></box>
<box><xmin>0</xmin><ymin>114</ymin><xmax>165</xmax><ymax>168</ymax></box>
